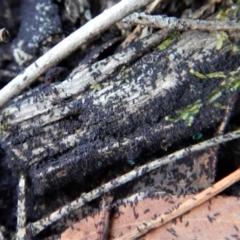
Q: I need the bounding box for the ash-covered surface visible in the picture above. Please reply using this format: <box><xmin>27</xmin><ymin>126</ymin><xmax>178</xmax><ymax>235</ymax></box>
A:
<box><xmin>1</xmin><ymin>30</ymin><xmax>239</xmax><ymax>195</ymax></box>
<box><xmin>0</xmin><ymin>0</ymin><xmax>240</xmax><ymax>239</ymax></box>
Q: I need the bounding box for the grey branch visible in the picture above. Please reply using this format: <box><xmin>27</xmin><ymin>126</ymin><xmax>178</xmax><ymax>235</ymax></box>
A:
<box><xmin>0</xmin><ymin>0</ymin><xmax>154</xmax><ymax>109</ymax></box>
<box><xmin>1</xmin><ymin>27</ymin><xmax>240</xmax><ymax>194</ymax></box>
<box><xmin>27</xmin><ymin>129</ymin><xmax>240</xmax><ymax>237</ymax></box>
<box><xmin>123</xmin><ymin>12</ymin><xmax>240</xmax><ymax>32</ymax></box>
<box><xmin>16</xmin><ymin>175</ymin><xmax>26</xmax><ymax>240</ymax></box>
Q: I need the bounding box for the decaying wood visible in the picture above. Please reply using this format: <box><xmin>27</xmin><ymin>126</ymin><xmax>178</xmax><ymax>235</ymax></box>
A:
<box><xmin>0</xmin><ymin>23</ymin><xmax>240</xmax><ymax>194</ymax></box>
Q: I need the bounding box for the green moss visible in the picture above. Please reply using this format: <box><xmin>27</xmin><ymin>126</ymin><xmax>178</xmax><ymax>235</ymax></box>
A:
<box><xmin>216</xmin><ymin>31</ymin><xmax>229</xmax><ymax>50</ymax></box>
<box><xmin>215</xmin><ymin>9</ymin><xmax>231</xmax><ymax>21</ymax></box>
<box><xmin>221</xmin><ymin>67</ymin><xmax>240</xmax><ymax>91</ymax></box>
<box><xmin>119</xmin><ymin>65</ymin><xmax>126</xmax><ymax>73</ymax></box>
<box><xmin>189</xmin><ymin>69</ymin><xmax>225</xmax><ymax>104</ymax></box>
<box><xmin>0</xmin><ymin>122</ymin><xmax>8</xmax><ymax>133</ymax></box>
<box><xmin>125</xmin><ymin>77</ymin><xmax>130</xmax><ymax>83</ymax></box>
<box><xmin>230</xmin><ymin>77</ymin><xmax>240</xmax><ymax>91</ymax></box>
<box><xmin>165</xmin><ymin>66</ymin><xmax>240</xmax><ymax>126</ymax></box>
<box><xmin>189</xmin><ymin>69</ymin><xmax>207</xmax><ymax>79</ymax></box>
<box><xmin>207</xmin><ymin>89</ymin><xmax>222</xmax><ymax>103</ymax></box>
<box><xmin>0</xmin><ymin>110</ymin><xmax>9</xmax><ymax>134</ymax></box>
<box><xmin>190</xmin><ymin>67</ymin><xmax>240</xmax><ymax>94</ymax></box>
<box><xmin>165</xmin><ymin>100</ymin><xmax>202</xmax><ymax>126</ymax></box>
<box><xmin>206</xmin><ymin>72</ymin><xmax>226</xmax><ymax>78</ymax></box>
<box><xmin>157</xmin><ymin>32</ymin><xmax>180</xmax><ymax>51</ymax></box>
<box><xmin>3</xmin><ymin>110</ymin><xmax>9</xmax><ymax>117</ymax></box>
<box><xmin>90</xmin><ymin>83</ymin><xmax>101</xmax><ymax>90</ymax></box>
<box><xmin>213</xmin><ymin>103</ymin><xmax>227</xmax><ymax>110</ymax></box>
<box><xmin>190</xmin><ymin>69</ymin><xmax>226</xmax><ymax>80</ymax></box>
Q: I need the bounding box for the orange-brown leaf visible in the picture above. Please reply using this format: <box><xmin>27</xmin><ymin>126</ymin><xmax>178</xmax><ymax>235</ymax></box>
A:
<box><xmin>61</xmin><ymin>195</ymin><xmax>240</xmax><ymax>240</ymax></box>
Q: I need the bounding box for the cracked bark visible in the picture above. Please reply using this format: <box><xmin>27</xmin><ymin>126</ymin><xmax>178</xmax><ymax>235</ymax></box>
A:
<box><xmin>0</xmin><ymin>28</ymin><xmax>240</xmax><ymax>194</ymax></box>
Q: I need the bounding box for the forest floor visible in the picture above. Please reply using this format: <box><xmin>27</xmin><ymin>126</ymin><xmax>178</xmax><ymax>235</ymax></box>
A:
<box><xmin>0</xmin><ymin>0</ymin><xmax>240</xmax><ymax>239</ymax></box>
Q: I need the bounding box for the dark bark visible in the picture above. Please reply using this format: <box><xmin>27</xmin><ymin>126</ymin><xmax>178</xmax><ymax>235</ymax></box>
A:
<box><xmin>1</xmin><ymin>26</ymin><xmax>240</xmax><ymax>194</ymax></box>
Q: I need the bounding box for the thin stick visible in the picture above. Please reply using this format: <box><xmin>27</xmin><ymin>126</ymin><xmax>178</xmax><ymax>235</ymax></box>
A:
<box><xmin>123</xmin><ymin>12</ymin><xmax>240</xmax><ymax>32</ymax></box>
<box><xmin>119</xmin><ymin>168</ymin><xmax>240</xmax><ymax>240</ymax></box>
<box><xmin>0</xmin><ymin>229</ymin><xmax>4</xmax><ymax>240</ymax></box>
<box><xmin>0</xmin><ymin>0</ymin><xmax>154</xmax><ymax>109</ymax></box>
<box><xmin>217</xmin><ymin>95</ymin><xmax>237</xmax><ymax>136</ymax></box>
<box><xmin>96</xmin><ymin>195</ymin><xmax>114</xmax><ymax>240</ymax></box>
<box><xmin>27</xmin><ymin>129</ymin><xmax>240</xmax><ymax>237</ymax></box>
<box><xmin>16</xmin><ymin>175</ymin><xmax>26</xmax><ymax>240</ymax></box>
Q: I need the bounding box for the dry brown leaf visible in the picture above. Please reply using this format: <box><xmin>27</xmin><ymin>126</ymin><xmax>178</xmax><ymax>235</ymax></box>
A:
<box><xmin>61</xmin><ymin>195</ymin><xmax>240</xmax><ymax>240</ymax></box>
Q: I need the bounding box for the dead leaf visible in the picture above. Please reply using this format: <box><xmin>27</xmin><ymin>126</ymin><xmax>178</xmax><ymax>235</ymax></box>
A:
<box><xmin>61</xmin><ymin>195</ymin><xmax>240</xmax><ymax>240</ymax></box>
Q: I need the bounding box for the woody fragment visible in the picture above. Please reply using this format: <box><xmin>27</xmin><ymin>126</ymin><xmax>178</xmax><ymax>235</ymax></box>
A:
<box><xmin>0</xmin><ymin>27</ymin><xmax>240</xmax><ymax>194</ymax></box>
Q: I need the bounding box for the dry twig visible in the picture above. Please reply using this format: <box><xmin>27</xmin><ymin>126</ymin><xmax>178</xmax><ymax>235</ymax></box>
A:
<box><xmin>96</xmin><ymin>195</ymin><xmax>114</xmax><ymax>240</ymax></box>
<box><xmin>123</xmin><ymin>12</ymin><xmax>240</xmax><ymax>31</ymax></box>
<box><xmin>216</xmin><ymin>95</ymin><xmax>237</xmax><ymax>136</ymax></box>
<box><xmin>16</xmin><ymin>175</ymin><xmax>26</xmax><ymax>240</ymax></box>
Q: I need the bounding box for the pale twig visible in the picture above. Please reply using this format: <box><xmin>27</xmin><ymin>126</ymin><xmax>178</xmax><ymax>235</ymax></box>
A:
<box><xmin>210</xmin><ymin>95</ymin><xmax>237</xmax><ymax>159</ymax></box>
<box><xmin>216</xmin><ymin>95</ymin><xmax>237</xmax><ymax>136</ymax></box>
<box><xmin>0</xmin><ymin>0</ymin><xmax>154</xmax><ymax>109</ymax></box>
<box><xmin>27</xmin><ymin>129</ymin><xmax>240</xmax><ymax>237</ymax></box>
<box><xmin>123</xmin><ymin>12</ymin><xmax>240</xmax><ymax>32</ymax></box>
<box><xmin>119</xmin><ymin>168</ymin><xmax>240</xmax><ymax>240</ymax></box>
<box><xmin>96</xmin><ymin>195</ymin><xmax>114</xmax><ymax>240</ymax></box>
<box><xmin>16</xmin><ymin>175</ymin><xmax>26</xmax><ymax>240</ymax></box>
<box><xmin>0</xmin><ymin>28</ymin><xmax>10</xmax><ymax>43</ymax></box>
<box><xmin>0</xmin><ymin>230</ymin><xmax>4</xmax><ymax>240</ymax></box>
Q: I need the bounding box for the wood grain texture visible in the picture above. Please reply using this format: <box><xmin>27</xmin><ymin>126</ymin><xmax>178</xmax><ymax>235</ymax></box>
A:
<box><xmin>1</xmin><ymin>26</ymin><xmax>240</xmax><ymax>194</ymax></box>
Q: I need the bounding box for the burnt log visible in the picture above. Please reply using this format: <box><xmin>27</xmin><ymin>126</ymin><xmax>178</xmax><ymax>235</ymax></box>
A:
<box><xmin>1</xmin><ymin>27</ymin><xmax>240</xmax><ymax>194</ymax></box>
